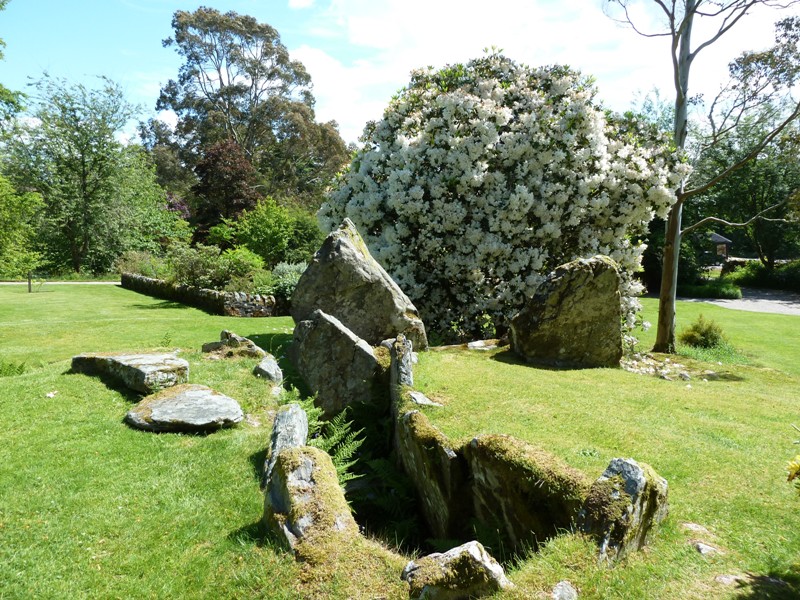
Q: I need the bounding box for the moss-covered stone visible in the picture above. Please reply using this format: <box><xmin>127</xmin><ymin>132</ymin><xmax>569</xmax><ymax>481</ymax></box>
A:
<box><xmin>464</xmin><ymin>434</ymin><xmax>592</xmax><ymax>553</ymax></box>
<box><xmin>401</xmin><ymin>540</ymin><xmax>513</xmax><ymax>599</ymax></box>
<box><xmin>579</xmin><ymin>457</ymin><xmax>669</xmax><ymax>562</ymax></box>
<box><xmin>395</xmin><ymin>410</ymin><xmax>470</xmax><ymax>539</ymax></box>
<box><xmin>263</xmin><ymin>446</ymin><xmax>358</xmax><ymax>553</ymax></box>
<box><xmin>510</xmin><ymin>255</ymin><xmax>623</xmax><ymax>368</ymax></box>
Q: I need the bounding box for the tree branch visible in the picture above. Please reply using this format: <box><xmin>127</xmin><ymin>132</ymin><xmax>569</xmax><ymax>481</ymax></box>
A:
<box><xmin>681</xmin><ymin>202</ymin><xmax>789</xmax><ymax>235</ymax></box>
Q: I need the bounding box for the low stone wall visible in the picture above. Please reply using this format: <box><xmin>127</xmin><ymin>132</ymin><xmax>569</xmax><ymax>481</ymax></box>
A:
<box><xmin>121</xmin><ymin>273</ymin><xmax>276</xmax><ymax>317</ymax></box>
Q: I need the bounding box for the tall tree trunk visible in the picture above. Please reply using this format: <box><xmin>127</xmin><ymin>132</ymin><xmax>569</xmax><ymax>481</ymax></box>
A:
<box><xmin>653</xmin><ymin>199</ymin><xmax>683</xmax><ymax>352</ymax></box>
<box><xmin>654</xmin><ymin>0</ymin><xmax>694</xmax><ymax>352</ymax></box>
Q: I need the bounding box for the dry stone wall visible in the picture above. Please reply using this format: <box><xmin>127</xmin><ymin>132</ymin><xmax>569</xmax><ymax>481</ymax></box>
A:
<box><xmin>121</xmin><ymin>273</ymin><xmax>276</xmax><ymax>317</ymax></box>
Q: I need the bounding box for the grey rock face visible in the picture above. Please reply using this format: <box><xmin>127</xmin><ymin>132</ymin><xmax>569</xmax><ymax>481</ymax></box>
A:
<box><xmin>291</xmin><ymin>218</ymin><xmax>428</xmax><ymax>350</ymax></box>
<box><xmin>465</xmin><ymin>434</ymin><xmax>590</xmax><ymax>553</ymax></box>
<box><xmin>263</xmin><ymin>403</ymin><xmax>308</xmax><ymax>486</ymax></box>
<box><xmin>579</xmin><ymin>457</ymin><xmax>669</xmax><ymax>562</ymax></box>
<box><xmin>253</xmin><ymin>354</ymin><xmax>283</xmax><ymax>384</ymax></box>
<box><xmin>71</xmin><ymin>352</ymin><xmax>189</xmax><ymax>394</ymax></box>
<box><xmin>552</xmin><ymin>580</ymin><xmax>579</xmax><ymax>600</ymax></box>
<box><xmin>395</xmin><ymin>410</ymin><xmax>469</xmax><ymax>539</ymax></box>
<box><xmin>124</xmin><ymin>384</ymin><xmax>243</xmax><ymax>432</ymax></box>
<box><xmin>263</xmin><ymin>446</ymin><xmax>358</xmax><ymax>551</ymax></box>
<box><xmin>291</xmin><ymin>309</ymin><xmax>386</xmax><ymax>417</ymax></box>
<box><xmin>510</xmin><ymin>255</ymin><xmax>623</xmax><ymax>368</ymax></box>
<box><xmin>401</xmin><ymin>540</ymin><xmax>514</xmax><ymax>599</ymax></box>
<box><xmin>201</xmin><ymin>330</ymin><xmax>266</xmax><ymax>358</ymax></box>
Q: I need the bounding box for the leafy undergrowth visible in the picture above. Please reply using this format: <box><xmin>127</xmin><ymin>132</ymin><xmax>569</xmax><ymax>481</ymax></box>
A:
<box><xmin>414</xmin><ymin>298</ymin><xmax>800</xmax><ymax>598</ymax></box>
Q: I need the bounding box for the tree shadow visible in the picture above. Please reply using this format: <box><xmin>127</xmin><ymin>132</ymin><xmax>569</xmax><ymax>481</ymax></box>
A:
<box><xmin>244</xmin><ymin>332</ymin><xmax>292</xmax><ymax>356</ymax></box>
<box><xmin>130</xmin><ymin>300</ymin><xmax>191</xmax><ymax>310</ymax></box>
<box><xmin>732</xmin><ymin>570</ymin><xmax>800</xmax><ymax>599</ymax></box>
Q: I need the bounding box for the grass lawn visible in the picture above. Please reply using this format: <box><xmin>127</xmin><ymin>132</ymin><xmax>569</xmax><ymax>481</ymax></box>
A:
<box><xmin>1</xmin><ymin>284</ymin><xmax>799</xmax><ymax>598</ymax></box>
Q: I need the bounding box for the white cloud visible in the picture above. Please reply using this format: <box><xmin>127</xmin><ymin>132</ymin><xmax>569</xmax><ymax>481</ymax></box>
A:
<box><xmin>293</xmin><ymin>0</ymin><xmax>793</xmax><ymax>144</ymax></box>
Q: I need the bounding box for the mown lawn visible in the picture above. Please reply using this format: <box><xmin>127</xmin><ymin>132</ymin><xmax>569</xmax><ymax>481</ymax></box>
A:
<box><xmin>415</xmin><ymin>299</ymin><xmax>800</xmax><ymax>599</ymax></box>
<box><xmin>1</xmin><ymin>284</ymin><xmax>799</xmax><ymax>599</ymax></box>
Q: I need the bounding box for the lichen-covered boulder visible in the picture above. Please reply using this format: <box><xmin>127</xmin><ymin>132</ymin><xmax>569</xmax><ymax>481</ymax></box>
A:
<box><xmin>579</xmin><ymin>457</ymin><xmax>669</xmax><ymax>562</ymax></box>
<box><xmin>201</xmin><ymin>330</ymin><xmax>266</xmax><ymax>359</ymax></box>
<box><xmin>291</xmin><ymin>309</ymin><xmax>388</xmax><ymax>417</ymax></box>
<box><xmin>263</xmin><ymin>403</ymin><xmax>308</xmax><ymax>487</ymax></box>
<box><xmin>71</xmin><ymin>352</ymin><xmax>189</xmax><ymax>394</ymax></box>
<box><xmin>253</xmin><ymin>354</ymin><xmax>283</xmax><ymax>384</ymax></box>
<box><xmin>401</xmin><ymin>540</ymin><xmax>513</xmax><ymax>599</ymax></box>
<box><xmin>291</xmin><ymin>218</ymin><xmax>428</xmax><ymax>350</ymax></box>
<box><xmin>464</xmin><ymin>434</ymin><xmax>591</xmax><ymax>552</ymax></box>
<box><xmin>263</xmin><ymin>445</ymin><xmax>359</xmax><ymax>551</ymax></box>
<box><xmin>510</xmin><ymin>255</ymin><xmax>622</xmax><ymax>368</ymax></box>
<box><xmin>395</xmin><ymin>410</ymin><xmax>470</xmax><ymax>539</ymax></box>
<box><xmin>124</xmin><ymin>384</ymin><xmax>243</xmax><ymax>432</ymax></box>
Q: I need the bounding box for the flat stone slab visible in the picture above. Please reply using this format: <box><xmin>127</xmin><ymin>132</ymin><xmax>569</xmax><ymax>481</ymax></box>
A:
<box><xmin>71</xmin><ymin>352</ymin><xmax>189</xmax><ymax>394</ymax></box>
<box><xmin>125</xmin><ymin>384</ymin><xmax>243</xmax><ymax>432</ymax></box>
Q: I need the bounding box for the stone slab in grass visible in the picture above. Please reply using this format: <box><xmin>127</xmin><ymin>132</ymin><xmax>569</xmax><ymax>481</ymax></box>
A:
<box><xmin>71</xmin><ymin>351</ymin><xmax>189</xmax><ymax>394</ymax></box>
<box><xmin>125</xmin><ymin>384</ymin><xmax>243</xmax><ymax>432</ymax></box>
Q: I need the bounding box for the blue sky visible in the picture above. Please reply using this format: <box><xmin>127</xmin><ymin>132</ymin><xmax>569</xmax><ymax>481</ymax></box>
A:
<box><xmin>2</xmin><ymin>0</ymin><xmax>795</xmax><ymax>143</ymax></box>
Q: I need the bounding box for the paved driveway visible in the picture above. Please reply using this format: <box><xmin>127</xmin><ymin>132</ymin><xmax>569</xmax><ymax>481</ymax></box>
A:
<box><xmin>682</xmin><ymin>287</ymin><xmax>800</xmax><ymax>316</ymax></box>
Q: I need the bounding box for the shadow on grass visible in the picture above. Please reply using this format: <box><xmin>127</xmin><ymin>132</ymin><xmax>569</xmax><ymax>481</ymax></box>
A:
<box><xmin>245</xmin><ymin>332</ymin><xmax>292</xmax><ymax>356</ymax></box>
<box><xmin>250</xmin><ymin>448</ymin><xmax>268</xmax><ymax>488</ymax></box>
<box><xmin>130</xmin><ymin>300</ymin><xmax>191</xmax><ymax>310</ymax></box>
<box><xmin>489</xmin><ymin>347</ymin><xmax>578</xmax><ymax>371</ymax></box>
<box><xmin>733</xmin><ymin>570</ymin><xmax>800</xmax><ymax>599</ymax></box>
<box><xmin>64</xmin><ymin>368</ymin><xmax>143</xmax><ymax>403</ymax></box>
<box><xmin>229</xmin><ymin>520</ymin><xmax>268</xmax><ymax>548</ymax></box>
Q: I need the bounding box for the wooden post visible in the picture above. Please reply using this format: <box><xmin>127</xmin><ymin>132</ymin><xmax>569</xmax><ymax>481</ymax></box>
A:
<box><xmin>27</xmin><ymin>271</ymin><xmax>32</xmax><ymax>293</ymax></box>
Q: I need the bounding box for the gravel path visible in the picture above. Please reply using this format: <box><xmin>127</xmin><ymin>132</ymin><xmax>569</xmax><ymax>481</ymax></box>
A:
<box><xmin>682</xmin><ymin>287</ymin><xmax>800</xmax><ymax>316</ymax></box>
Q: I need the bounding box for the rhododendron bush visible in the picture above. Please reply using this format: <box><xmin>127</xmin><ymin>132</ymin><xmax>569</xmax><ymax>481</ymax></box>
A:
<box><xmin>320</xmin><ymin>54</ymin><xmax>689</xmax><ymax>340</ymax></box>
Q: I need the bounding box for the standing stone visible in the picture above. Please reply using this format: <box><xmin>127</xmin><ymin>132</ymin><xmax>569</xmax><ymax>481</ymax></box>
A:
<box><xmin>510</xmin><ymin>255</ymin><xmax>622</xmax><ymax>368</ymax></box>
<box><xmin>264</xmin><ymin>446</ymin><xmax>359</xmax><ymax>551</ymax></box>
<box><xmin>124</xmin><ymin>384</ymin><xmax>243</xmax><ymax>432</ymax></box>
<box><xmin>291</xmin><ymin>309</ymin><xmax>387</xmax><ymax>417</ymax></box>
<box><xmin>465</xmin><ymin>434</ymin><xmax>590</xmax><ymax>553</ymax></box>
<box><xmin>401</xmin><ymin>540</ymin><xmax>514</xmax><ymax>599</ymax></box>
<box><xmin>263</xmin><ymin>403</ymin><xmax>308</xmax><ymax>486</ymax></box>
<box><xmin>291</xmin><ymin>218</ymin><xmax>428</xmax><ymax>350</ymax></box>
<box><xmin>579</xmin><ymin>457</ymin><xmax>669</xmax><ymax>562</ymax></box>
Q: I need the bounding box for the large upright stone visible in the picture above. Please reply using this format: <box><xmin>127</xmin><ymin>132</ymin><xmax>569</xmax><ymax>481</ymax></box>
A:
<box><xmin>510</xmin><ymin>255</ymin><xmax>622</xmax><ymax>368</ymax></box>
<box><xmin>579</xmin><ymin>458</ymin><xmax>669</xmax><ymax>562</ymax></box>
<box><xmin>291</xmin><ymin>309</ymin><xmax>386</xmax><ymax>416</ymax></box>
<box><xmin>71</xmin><ymin>352</ymin><xmax>189</xmax><ymax>394</ymax></box>
<box><xmin>291</xmin><ymin>218</ymin><xmax>428</xmax><ymax>350</ymax></box>
<box><xmin>465</xmin><ymin>434</ymin><xmax>591</xmax><ymax>552</ymax></box>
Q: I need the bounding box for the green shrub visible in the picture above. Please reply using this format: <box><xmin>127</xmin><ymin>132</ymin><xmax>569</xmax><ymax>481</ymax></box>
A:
<box><xmin>726</xmin><ymin>259</ymin><xmax>800</xmax><ymax>293</ymax></box>
<box><xmin>219</xmin><ymin>246</ymin><xmax>264</xmax><ymax>280</ymax></box>
<box><xmin>253</xmin><ymin>262</ymin><xmax>306</xmax><ymax>311</ymax></box>
<box><xmin>678</xmin><ymin>314</ymin><xmax>726</xmax><ymax>348</ymax></box>
<box><xmin>115</xmin><ymin>250</ymin><xmax>167</xmax><ymax>279</ymax></box>
<box><xmin>678</xmin><ymin>279</ymin><xmax>742</xmax><ymax>299</ymax></box>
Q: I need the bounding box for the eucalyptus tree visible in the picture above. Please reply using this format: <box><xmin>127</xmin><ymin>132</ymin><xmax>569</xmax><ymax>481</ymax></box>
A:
<box><xmin>605</xmin><ymin>0</ymin><xmax>800</xmax><ymax>351</ymax></box>
<box><xmin>157</xmin><ymin>7</ymin><xmax>348</xmax><ymax>204</ymax></box>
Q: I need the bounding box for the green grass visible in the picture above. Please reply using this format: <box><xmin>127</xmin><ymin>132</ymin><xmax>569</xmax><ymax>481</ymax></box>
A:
<box><xmin>415</xmin><ymin>298</ymin><xmax>800</xmax><ymax>599</ymax></box>
<box><xmin>0</xmin><ymin>285</ymin><xmax>403</xmax><ymax>599</ymax></box>
<box><xmin>4</xmin><ymin>285</ymin><xmax>800</xmax><ymax>599</ymax></box>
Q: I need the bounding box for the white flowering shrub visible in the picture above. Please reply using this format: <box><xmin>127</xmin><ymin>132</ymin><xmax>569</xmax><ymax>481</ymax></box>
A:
<box><xmin>320</xmin><ymin>54</ymin><xmax>689</xmax><ymax>341</ymax></box>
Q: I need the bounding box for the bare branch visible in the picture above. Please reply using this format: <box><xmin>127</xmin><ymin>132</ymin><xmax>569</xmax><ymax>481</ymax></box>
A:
<box><xmin>681</xmin><ymin>200</ymin><xmax>789</xmax><ymax>234</ymax></box>
<box><xmin>683</xmin><ymin>99</ymin><xmax>800</xmax><ymax>198</ymax></box>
